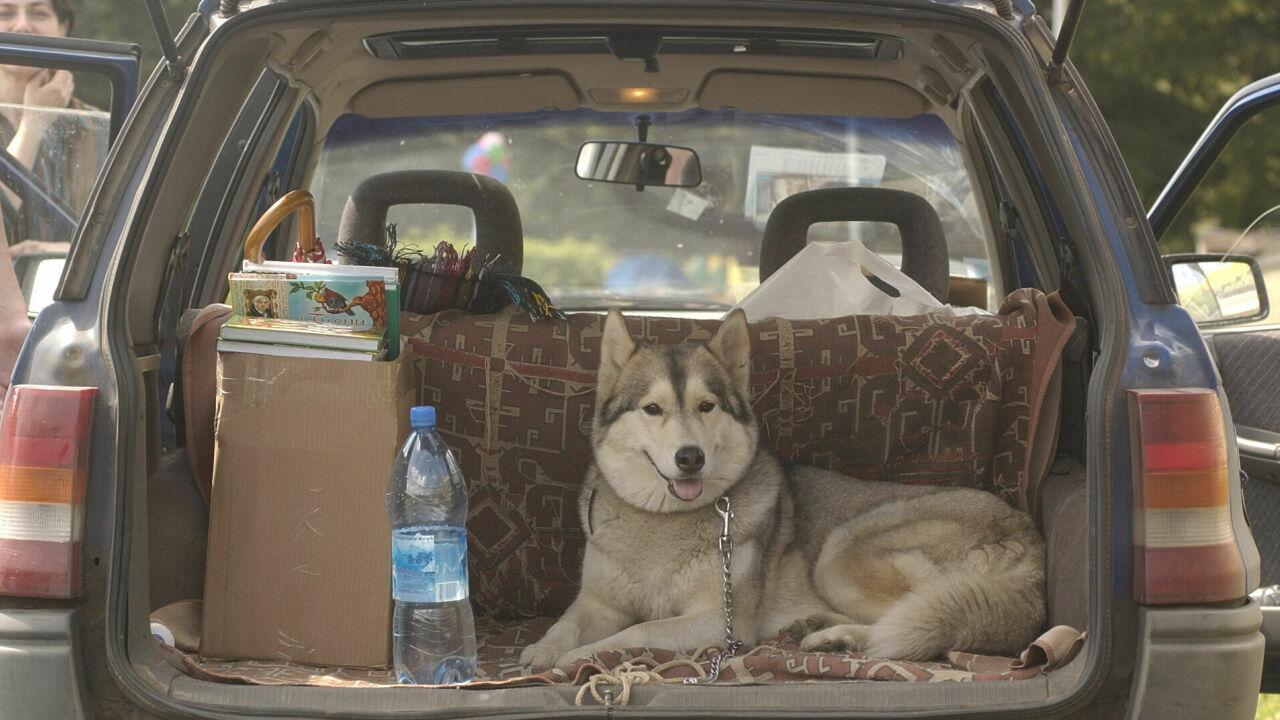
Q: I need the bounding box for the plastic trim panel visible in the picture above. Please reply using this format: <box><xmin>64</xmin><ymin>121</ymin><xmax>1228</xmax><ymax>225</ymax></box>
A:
<box><xmin>1129</xmin><ymin>602</ymin><xmax>1263</xmax><ymax>719</ymax></box>
<box><xmin>0</xmin><ymin>609</ymin><xmax>90</xmax><ymax>720</ymax></box>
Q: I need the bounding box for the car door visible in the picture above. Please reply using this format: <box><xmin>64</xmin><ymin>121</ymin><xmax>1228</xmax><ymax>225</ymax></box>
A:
<box><xmin>1147</xmin><ymin>70</ymin><xmax>1280</xmax><ymax>691</ymax></box>
<box><xmin>0</xmin><ymin>30</ymin><xmax>139</xmax><ymax>315</ymax></box>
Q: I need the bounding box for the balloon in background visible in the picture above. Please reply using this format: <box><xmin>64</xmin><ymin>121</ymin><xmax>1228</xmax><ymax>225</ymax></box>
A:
<box><xmin>462</xmin><ymin>131</ymin><xmax>512</xmax><ymax>183</ymax></box>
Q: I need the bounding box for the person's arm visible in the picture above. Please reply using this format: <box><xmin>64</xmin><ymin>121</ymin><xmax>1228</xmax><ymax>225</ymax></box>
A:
<box><xmin>8</xmin><ymin>239</ymin><xmax>70</xmax><ymax>258</ymax></box>
<box><xmin>2</xmin><ymin>69</ymin><xmax>75</xmax><ymax>211</ymax></box>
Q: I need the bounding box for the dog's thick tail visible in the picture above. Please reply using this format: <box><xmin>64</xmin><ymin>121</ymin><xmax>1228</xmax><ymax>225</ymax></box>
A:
<box><xmin>863</xmin><ymin>549</ymin><xmax>1047</xmax><ymax>661</ymax></box>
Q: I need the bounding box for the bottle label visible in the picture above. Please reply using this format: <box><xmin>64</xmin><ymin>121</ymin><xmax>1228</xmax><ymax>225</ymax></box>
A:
<box><xmin>391</xmin><ymin>526</ymin><xmax>469</xmax><ymax>603</ymax></box>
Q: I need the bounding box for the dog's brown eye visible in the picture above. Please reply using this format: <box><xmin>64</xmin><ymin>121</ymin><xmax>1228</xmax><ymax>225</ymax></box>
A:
<box><xmin>642</xmin><ymin>403</ymin><xmax>662</xmax><ymax>416</ymax></box>
<box><xmin>699</xmin><ymin>401</ymin><xmax>716</xmax><ymax>413</ymax></box>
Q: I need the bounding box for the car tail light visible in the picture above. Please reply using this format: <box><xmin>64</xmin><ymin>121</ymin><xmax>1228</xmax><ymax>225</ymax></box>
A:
<box><xmin>0</xmin><ymin>385</ymin><xmax>96</xmax><ymax>599</ymax></box>
<box><xmin>1129</xmin><ymin>388</ymin><xmax>1245</xmax><ymax>604</ymax></box>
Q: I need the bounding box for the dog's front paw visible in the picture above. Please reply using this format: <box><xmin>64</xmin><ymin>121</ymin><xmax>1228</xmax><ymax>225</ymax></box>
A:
<box><xmin>799</xmin><ymin>623</ymin><xmax>871</xmax><ymax>653</ymax></box>
<box><xmin>520</xmin><ymin>639</ymin><xmax>571</xmax><ymax>669</ymax></box>
<box><xmin>781</xmin><ymin>611</ymin><xmax>855</xmax><ymax>642</ymax></box>
<box><xmin>781</xmin><ymin>615</ymin><xmax>826</xmax><ymax>641</ymax></box>
<box><xmin>553</xmin><ymin>644</ymin><xmax>599</xmax><ymax>667</ymax></box>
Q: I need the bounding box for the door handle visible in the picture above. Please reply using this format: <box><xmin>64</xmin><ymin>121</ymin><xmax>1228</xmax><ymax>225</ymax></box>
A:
<box><xmin>1239</xmin><ymin>435</ymin><xmax>1280</xmax><ymax>460</ymax></box>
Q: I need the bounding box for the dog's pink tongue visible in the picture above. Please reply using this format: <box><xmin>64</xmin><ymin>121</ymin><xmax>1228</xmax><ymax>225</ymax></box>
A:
<box><xmin>672</xmin><ymin>478</ymin><xmax>703</xmax><ymax>501</ymax></box>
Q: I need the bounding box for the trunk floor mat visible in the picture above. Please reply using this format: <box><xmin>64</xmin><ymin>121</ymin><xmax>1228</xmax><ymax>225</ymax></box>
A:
<box><xmin>167</xmin><ymin>615</ymin><xmax>1084</xmax><ymax>688</ymax></box>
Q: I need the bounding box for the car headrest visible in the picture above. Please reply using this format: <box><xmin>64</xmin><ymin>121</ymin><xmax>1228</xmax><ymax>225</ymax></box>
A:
<box><xmin>335</xmin><ymin>170</ymin><xmax>523</xmax><ymax>274</ymax></box>
<box><xmin>758</xmin><ymin>187</ymin><xmax>950</xmax><ymax>303</ymax></box>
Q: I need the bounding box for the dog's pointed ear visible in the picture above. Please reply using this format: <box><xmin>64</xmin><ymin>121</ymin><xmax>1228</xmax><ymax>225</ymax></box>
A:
<box><xmin>707</xmin><ymin>309</ymin><xmax>751</xmax><ymax>396</ymax></box>
<box><xmin>597</xmin><ymin>308</ymin><xmax>635</xmax><ymax>397</ymax></box>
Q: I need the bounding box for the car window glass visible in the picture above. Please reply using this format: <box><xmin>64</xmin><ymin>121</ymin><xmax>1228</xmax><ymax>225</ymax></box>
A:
<box><xmin>0</xmin><ymin>102</ymin><xmax>110</xmax><ymax>243</ymax></box>
<box><xmin>311</xmin><ymin>109</ymin><xmax>990</xmax><ymax>312</ymax></box>
<box><xmin>0</xmin><ymin>69</ymin><xmax>112</xmax><ymax>321</ymax></box>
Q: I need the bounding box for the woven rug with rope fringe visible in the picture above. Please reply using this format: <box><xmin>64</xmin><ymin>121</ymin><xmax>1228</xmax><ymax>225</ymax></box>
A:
<box><xmin>157</xmin><ymin>610</ymin><xmax>1085</xmax><ymax>702</ymax></box>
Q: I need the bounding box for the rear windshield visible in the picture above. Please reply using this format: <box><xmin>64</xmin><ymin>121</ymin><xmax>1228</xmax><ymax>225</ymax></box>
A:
<box><xmin>312</xmin><ymin>109</ymin><xmax>988</xmax><ymax>312</ymax></box>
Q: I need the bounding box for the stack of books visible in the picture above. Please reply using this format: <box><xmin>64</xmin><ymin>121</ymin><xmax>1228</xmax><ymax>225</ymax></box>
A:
<box><xmin>218</xmin><ymin>262</ymin><xmax>400</xmax><ymax>362</ymax></box>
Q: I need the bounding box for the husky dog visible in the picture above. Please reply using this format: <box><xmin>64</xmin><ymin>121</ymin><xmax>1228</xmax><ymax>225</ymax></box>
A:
<box><xmin>519</xmin><ymin>309</ymin><xmax>1045</xmax><ymax>668</ymax></box>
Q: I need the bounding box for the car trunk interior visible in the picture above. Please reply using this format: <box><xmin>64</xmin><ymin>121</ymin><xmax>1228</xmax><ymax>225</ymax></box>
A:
<box><xmin>121</xmin><ymin>3</ymin><xmax>1097</xmax><ymax>715</ymax></box>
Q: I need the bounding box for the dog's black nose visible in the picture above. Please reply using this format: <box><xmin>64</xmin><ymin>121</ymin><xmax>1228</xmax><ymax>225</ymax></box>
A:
<box><xmin>675</xmin><ymin>445</ymin><xmax>705</xmax><ymax>473</ymax></box>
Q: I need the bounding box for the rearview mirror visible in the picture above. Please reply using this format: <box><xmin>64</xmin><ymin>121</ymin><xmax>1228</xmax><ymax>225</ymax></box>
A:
<box><xmin>575</xmin><ymin>141</ymin><xmax>702</xmax><ymax>187</ymax></box>
<box><xmin>1164</xmin><ymin>253</ymin><xmax>1269</xmax><ymax>326</ymax></box>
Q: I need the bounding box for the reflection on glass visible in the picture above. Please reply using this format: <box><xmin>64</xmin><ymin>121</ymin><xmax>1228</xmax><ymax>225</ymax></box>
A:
<box><xmin>1171</xmin><ymin>260</ymin><xmax>1262</xmax><ymax>322</ymax></box>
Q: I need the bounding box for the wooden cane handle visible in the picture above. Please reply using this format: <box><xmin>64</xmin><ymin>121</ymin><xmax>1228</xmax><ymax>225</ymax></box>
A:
<box><xmin>243</xmin><ymin>189</ymin><xmax>317</xmax><ymax>263</ymax></box>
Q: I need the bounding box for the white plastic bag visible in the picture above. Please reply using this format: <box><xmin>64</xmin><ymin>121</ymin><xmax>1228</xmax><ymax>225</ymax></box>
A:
<box><xmin>732</xmin><ymin>240</ymin><xmax>987</xmax><ymax>322</ymax></box>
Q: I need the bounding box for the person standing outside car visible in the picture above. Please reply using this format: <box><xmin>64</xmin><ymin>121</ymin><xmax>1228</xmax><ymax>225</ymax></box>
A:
<box><xmin>0</xmin><ymin>0</ymin><xmax>96</xmax><ymax>244</ymax></box>
<box><xmin>0</xmin><ymin>0</ymin><xmax>104</xmax><ymax>394</ymax></box>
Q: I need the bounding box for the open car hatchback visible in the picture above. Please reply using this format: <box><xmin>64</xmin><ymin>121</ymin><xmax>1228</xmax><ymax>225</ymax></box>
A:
<box><xmin>0</xmin><ymin>0</ymin><xmax>1275</xmax><ymax>718</ymax></box>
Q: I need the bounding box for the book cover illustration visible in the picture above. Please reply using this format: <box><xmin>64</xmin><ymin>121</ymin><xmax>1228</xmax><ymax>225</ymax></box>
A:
<box><xmin>220</xmin><ymin>315</ymin><xmax>387</xmax><ymax>352</ymax></box>
<box><xmin>229</xmin><ymin>272</ymin><xmax>388</xmax><ymax>331</ymax></box>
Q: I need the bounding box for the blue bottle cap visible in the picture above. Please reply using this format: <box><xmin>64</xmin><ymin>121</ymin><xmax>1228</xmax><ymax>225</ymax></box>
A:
<box><xmin>410</xmin><ymin>406</ymin><xmax>436</xmax><ymax>428</ymax></box>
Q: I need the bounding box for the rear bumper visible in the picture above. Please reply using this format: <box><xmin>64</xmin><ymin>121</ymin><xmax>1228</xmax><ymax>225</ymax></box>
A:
<box><xmin>0</xmin><ymin>609</ymin><xmax>91</xmax><ymax>720</ymax></box>
<box><xmin>1129</xmin><ymin>601</ymin><xmax>1263</xmax><ymax>719</ymax></box>
<box><xmin>1</xmin><ymin>604</ymin><xmax>1264</xmax><ymax>719</ymax></box>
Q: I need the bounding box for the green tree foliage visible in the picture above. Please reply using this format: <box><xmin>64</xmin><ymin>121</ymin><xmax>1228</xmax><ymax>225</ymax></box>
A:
<box><xmin>64</xmin><ymin>0</ymin><xmax>190</xmax><ymax>108</ymax></box>
<box><xmin>1070</xmin><ymin>1</ymin><xmax>1280</xmax><ymax>249</ymax></box>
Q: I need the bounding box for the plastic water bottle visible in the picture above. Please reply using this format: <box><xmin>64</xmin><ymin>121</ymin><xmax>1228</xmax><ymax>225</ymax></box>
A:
<box><xmin>386</xmin><ymin>405</ymin><xmax>477</xmax><ymax>685</ymax></box>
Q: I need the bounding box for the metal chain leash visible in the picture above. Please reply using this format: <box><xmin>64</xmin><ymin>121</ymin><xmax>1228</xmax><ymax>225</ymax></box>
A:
<box><xmin>684</xmin><ymin>495</ymin><xmax>743</xmax><ymax>685</ymax></box>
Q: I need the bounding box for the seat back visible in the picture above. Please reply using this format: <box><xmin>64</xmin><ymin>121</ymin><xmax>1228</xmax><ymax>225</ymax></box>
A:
<box><xmin>335</xmin><ymin>170</ymin><xmax>524</xmax><ymax>275</ymax></box>
<box><xmin>180</xmin><ymin>303</ymin><xmax>233</xmax><ymax>505</ymax></box>
<box><xmin>759</xmin><ymin>187</ymin><xmax>951</xmax><ymax>303</ymax></box>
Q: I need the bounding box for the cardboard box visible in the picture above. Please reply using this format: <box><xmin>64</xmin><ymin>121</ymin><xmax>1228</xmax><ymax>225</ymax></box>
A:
<box><xmin>201</xmin><ymin>347</ymin><xmax>414</xmax><ymax>667</ymax></box>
